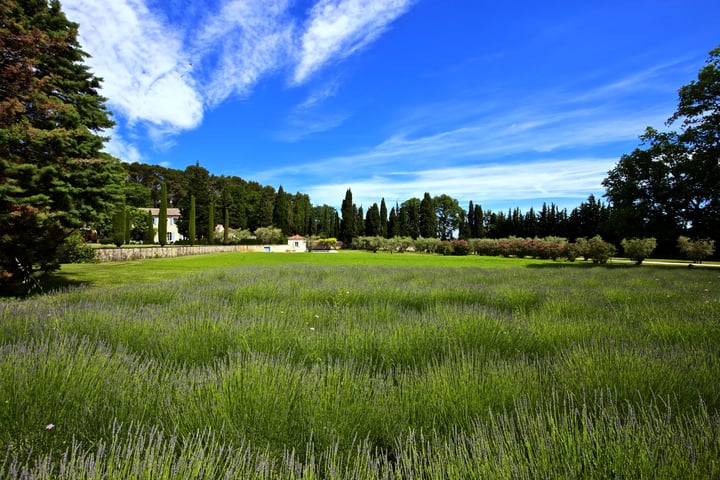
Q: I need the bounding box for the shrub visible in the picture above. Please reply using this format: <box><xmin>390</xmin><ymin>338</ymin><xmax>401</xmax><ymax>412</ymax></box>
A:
<box><xmin>563</xmin><ymin>243</ymin><xmax>579</xmax><ymax>262</ymax></box>
<box><xmin>254</xmin><ymin>226</ymin><xmax>284</xmax><ymax>244</ymax></box>
<box><xmin>587</xmin><ymin>235</ymin><xmax>616</xmax><ymax>264</ymax></box>
<box><xmin>678</xmin><ymin>236</ymin><xmax>716</xmax><ymax>263</ymax></box>
<box><xmin>450</xmin><ymin>239</ymin><xmax>470</xmax><ymax>255</ymax></box>
<box><xmin>472</xmin><ymin>239</ymin><xmax>500</xmax><ymax>256</ymax></box>
<box><xmin>57</xmin><ymin>232</ymin><xmax>96</xmax><ymax>264</ymax></box>
<box><xmin>415</xmin><ymin>237</ymin><xmax>441</xmax><ymax>253</ymax></box>
<box><xmin>312</xmin><ymin>237</ymin><xmax>338</xmax><ymax>250</ymax></box>
<box><xmin>575</xmin><ymin>237</ymin><xmax>590</xmax><ymax>260</ymax></box>
<box><xmin>437</xmin><ymin>241</ymin><xmax>454</xmax><ymax>255</ymax></box>
<box><xmin>540</xmin><ymin>237</ymin><xmax>568</xmax><ymax>261</ymax></box>
<box><xmin>621</xmin><ymin>237</ymin><xmax>657</xmax><ymax>265</ymax></box>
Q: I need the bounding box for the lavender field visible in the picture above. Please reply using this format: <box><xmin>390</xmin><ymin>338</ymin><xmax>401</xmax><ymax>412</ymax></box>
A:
<box><xmin>1</xmin><ymin>253</ymin><xmax>719</xmax><ymax>478</ymax></box>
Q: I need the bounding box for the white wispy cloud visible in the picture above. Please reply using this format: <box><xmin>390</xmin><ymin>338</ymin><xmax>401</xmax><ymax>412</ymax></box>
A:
<box><xmin>62</xmin><ymin>0</ymin><xmax>414</xmax><ymax>158</ymax></box>
<box><xmin>63</xmin><ymin>0</ymin><xmax>203</xmax><ymax>130</ymax></box>
<box><xmin>253</xmin><ymin>66</ymin><xmax>680</xmax><ymax>209</ymax></box>
<box><xmin>193</xmin><ymin>0</ymin><xmax>295</xmax><ymax>107</ymax></box>
<box><xmin>302</xmin><ymin>158</ymin><xmax>619</xmax><ymax>210</ymax></box>
<box><xmin>294</xmin><ymin>0</ymin><xmax>414</xmax><ymax>84</ymax></box>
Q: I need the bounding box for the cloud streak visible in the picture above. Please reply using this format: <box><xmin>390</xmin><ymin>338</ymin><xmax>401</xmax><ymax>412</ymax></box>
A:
<box><xmin>294</xmin><ymin>0</ymin><xmax>414</xmax><ymax>84</ymax></box>
<box><xmin>252</xmin><ymin>67</ymin><xmax>679</xmax><ymax>209</ymax></box>
<box><xmin>62</xmin><ymin>0</ymin><xmax>414</xmax><ymax>150</ymax></box>
<box><xmin>302</xmin><ymin>158</ymin><xmax>619</xmax><ymax>210</ymax></box>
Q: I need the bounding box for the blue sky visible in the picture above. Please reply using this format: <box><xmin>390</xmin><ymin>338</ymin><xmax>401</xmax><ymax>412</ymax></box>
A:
<box><xmin>62</xmin><ymin>0</ymin><xmax>719</xmax><ymax>212</ymax></box>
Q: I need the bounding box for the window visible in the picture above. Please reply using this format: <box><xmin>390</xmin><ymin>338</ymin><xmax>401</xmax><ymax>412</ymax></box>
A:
<box><xmin>167</xmin><ymin>233</ymin><xmax>173</xmax><ymax>242</ymax></box>
<box><xmin>153</xmin><ymin>216</ymin><xmax>158</xmax><ymax>226</ymax></box>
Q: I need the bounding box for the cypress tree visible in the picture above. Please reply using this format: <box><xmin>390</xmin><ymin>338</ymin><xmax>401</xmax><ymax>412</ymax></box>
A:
<box><xmin>124</xmin><ymin>206</ymin><xmax>131</xmax><ymax>244</ymax></box>
<box><xmin>380</xmin><ymin>198</ymin><xmax>388</xmax><ymax>238</ymax></box>
<box><xmin>419</xmin><ymin>193</ymin><xmax>437</xmax><ymax>238</ymax></box>
<box><xmin>111</xmin><ymin>201</ymin><xmax>125</xmax><ymax>247</ymax></box>
<box><xmin>158</xmin><ymin>182</ymin><xmax>168</xmax><ymax>247</ymax></box>
<box><xmin>144</xmin><ymin>211</ymin><xmax>154</xmax><ymax>244</ymax></box>
<box><xmin>273</xmin><ymin>185</ymin><xmax>290</xmax><ymax>234</ymax></box>
<box><xmin>223</xmin><ymin>207</ymin><xmax>229</xmax><ymax>244</ymax></box>
<box><xmin>188</xmin><ymin>195</ymin><xmax>196</xmax><ymax>245</ymax></box>
<box><xmin>340</xmin><ymin>189</ymin><xmax>357</xmax><ymax>244</ymax></box>
<box><xmin>207</xmin><ymin>202</ymin><xmax>215</xmax><ymax>244</ymax></box>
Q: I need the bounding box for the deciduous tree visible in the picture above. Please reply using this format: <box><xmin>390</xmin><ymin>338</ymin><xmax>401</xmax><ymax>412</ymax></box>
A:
<box><xmin>604</xmin><ymin>46</ymin><xmax>720</xmax><ymax>255</ymax></box>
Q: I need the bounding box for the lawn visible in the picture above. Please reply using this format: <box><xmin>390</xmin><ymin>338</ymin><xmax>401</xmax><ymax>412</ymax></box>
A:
<box><xmin>2</xmin><ymin>251</ymin><xmax>719</xmax><ymax>478</ymax></box>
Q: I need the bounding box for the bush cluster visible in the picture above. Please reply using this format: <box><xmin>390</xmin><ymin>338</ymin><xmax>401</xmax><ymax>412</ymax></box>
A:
<box><xmin>621</xmin><ymin>237</ymin><xmax>657</xmax><ymax>265</ymax></box>
<box><xmin>352</xmin><ymin>235</ymin><xmax>620</xmax><ymax>263</ymax></box>
<box><xmin>678</xmin><ymin>236</ymin><xmax>716</xmax><ymax>263</ymax></box>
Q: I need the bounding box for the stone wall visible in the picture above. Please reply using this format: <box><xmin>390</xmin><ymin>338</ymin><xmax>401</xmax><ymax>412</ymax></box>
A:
<box><xmin>93</xmin><ymin>244</ymin><xmax>291</xmax><ymax>262</ymax></box>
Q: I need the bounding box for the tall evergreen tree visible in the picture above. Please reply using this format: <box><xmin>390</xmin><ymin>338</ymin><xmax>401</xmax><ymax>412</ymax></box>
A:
<box><xmin>144</xmin><ymin>211</ymin><xmax>154</xmax><ymax>244</ymax></box>
<box><xmin>111</xmin><ymin>201</ymin><xmax>125</xmax><ymax>247</ymax></box>
<box><xmin>158</xmin><ymin>182</ymin><xmax>168</xmax><ymax>246</ymax></box>
<box><xmin>388</xmin><ymin>207</ymin><xmax>399</xmax><ymax>238</ymax></box>
<box><xmin>340</xmin><ymin>189</ymin><xmax>357</xmax><ymax>244</ymax></box>
<box><xmin>0</xmin><ymin>0</ymin><xmax>124</xmax><ymax>291</ymax></box>
<box><xmin>400</xmin><ymin>198</ymin><xmax>420</xmax><ymax>239</ymax></box>
<box><xmin>207</xmin><ymin>201</ymin><xmax>215</xmax><ymax>244</ymax></box>
<box><xmin>259</xmin><ymin>186</ymin><xmax>276</xmax><ymax>227</ymax></box>
<box><xmin>356</xmin><ymin>205</ymin><xmax>365</xmax><ymax>237</ymax></box>
<box><xmin>379</xmin><ymin>198</ymin><xmax>388</xmax><ymax>238</ymax></box>
<box><xmin>124</xmin><ymin>205</ymin><xmax>131</xmax><ymax>244</ymax></box>
<box><xmin>177</xmin><ymin>162</ymin><xmax>210</xmax><ymax>240</ymax></box>
<box><xmin>365</xmin><ymin>203</ymin><xmax>382</xmax><ymax>236</ymax></box>
<box><xmin>419</xmin><ymin>193</ymin><xmax>437</xmax><ymax>238</ymax></box>
<box><xmin>188</xmin><ymin>195</ymin><xmax>196</xmax><ymax>245</ymax></box>
<box><xmin>273</xmin><ymin>185</ymin><xmax>290</xmax><ymax>234</ymax></box>
<box><xmin>223</xmin><ymin>207</ymin><xmax>229</xmax><ymax>244</ymax></box>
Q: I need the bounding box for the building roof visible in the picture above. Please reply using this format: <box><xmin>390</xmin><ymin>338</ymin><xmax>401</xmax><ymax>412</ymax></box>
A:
<box><xmin>288</xmin><ymin>234</ymin><xmax>305</xmax><ymax>240</ymax></box>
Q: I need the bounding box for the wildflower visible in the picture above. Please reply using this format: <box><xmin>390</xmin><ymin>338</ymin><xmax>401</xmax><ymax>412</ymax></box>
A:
<box><xmin>45</xmin><ymin>424</ymin><xmax>55</xmax><ymax>430</ymax></box>
<box><xmin>314</xmin><ymin>314</ymin><xmax>319</xmax><ymax>318</ymax></box>
<box><xmin>310</xmin><ymin>327</ymin><xmax>315</xmax><ymax>332</ymax></box>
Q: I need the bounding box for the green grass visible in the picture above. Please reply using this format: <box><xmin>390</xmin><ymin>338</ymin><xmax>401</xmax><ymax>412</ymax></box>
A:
<box><xmin>2</xmin><ymin>252</ymin><xmax>719</xmax><ymax>478</ymax></box>
<box><xmin>52</xmin><ymin>250</ymin><xmax>548</xmax><ymax>288</ymax></box>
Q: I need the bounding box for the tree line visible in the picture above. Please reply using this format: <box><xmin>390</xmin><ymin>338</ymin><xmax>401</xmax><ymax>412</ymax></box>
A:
<box><xmin>1</xmin><ymin>0</ymin><xmax>717</xmax><ymax>294</ymax></box>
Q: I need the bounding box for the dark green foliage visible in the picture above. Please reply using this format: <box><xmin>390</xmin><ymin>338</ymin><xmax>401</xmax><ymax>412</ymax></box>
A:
<box><xmin>379</xmin><ymin>198</ymin><xmax>388</xmax><ymax>238</ymax></box>
<box><xmin>111</xmin><ymin>202</ymin><xmax>125</xmax><ymax>248</ymax></box>
<box><xmin>340</xmin><ymin>189</ymin><xmax>357</xmax><ymax>244</ymax></box>
<box><xmin>0</xmin><ymin>0</ymin><xmax>124</xmax><ymax>293</ymax></box>
<box><xmin>123</xmin><ymin>206</ymin><xmax>131</xmax><ymax>244</ymax></box>
<box><xmin>272</xmin><ymin>186</ymin><xmax>290</xmax><ymax>234</ymax></box>
<box><xmin>364</xmin><ymin>203</ymin><xmax>382</xmax><ymax>236</ymax></box>
<box><xmin>158</xmin><ymin>182</ymin><xmax>167</xmax><ymax>247</ymax></box>
<box><xmin>677</xmin><ymin>236</ymin><xmax>716</xmax><ymax>263</ymax></box>
<box><xmin>176</xmin><ymin>162</ymin><xmax>211</xmax><ymax>240</ymax></box>
<box><xmin>56</xmin><ymin>231</ymin><xmax>95</xmax><ymax>263</ymax></box>
<box><xmin>223</xmin><ymin>207</ymin><xmax>229</xmax><ymax>245</ymax></box>
<box><xmin>586</xmin><ymin>235</ymin><xmax>616</xmax><ymax>263</ymax></box>
<box><xmin>419</xmin><ymin>193</ymin><xmax>437</xmax><ymax>238</ymax></box>
<box><xmin>207</xmin><ymin>202</ymin><xmax>215</xmax><ymax>244</ymax></box>
<box><xmin>604</xmin><ymin>46</ymin><xmax>720</xmax><ymax>255</ymax></box>
<box><xmin>144</xmin><ymin>211</ymin><xmax>154</xmax><ymax>244</ymax></box>
<box><xmin>434</xmin><ymin>194</ymin><xmax>463</xmax><ymax>240</ymax></box>
<box><xmin>188</xmin><ymin>195</ymin><xmax>196</xmax><ymax>246</ymax></box>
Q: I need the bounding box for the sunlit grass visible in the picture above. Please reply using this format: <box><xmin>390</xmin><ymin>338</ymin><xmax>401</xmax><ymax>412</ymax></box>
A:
<box><xmin>2</xmin><ymin>253</ymin><xmax>719</xmax><ymax>478</ymax></box>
